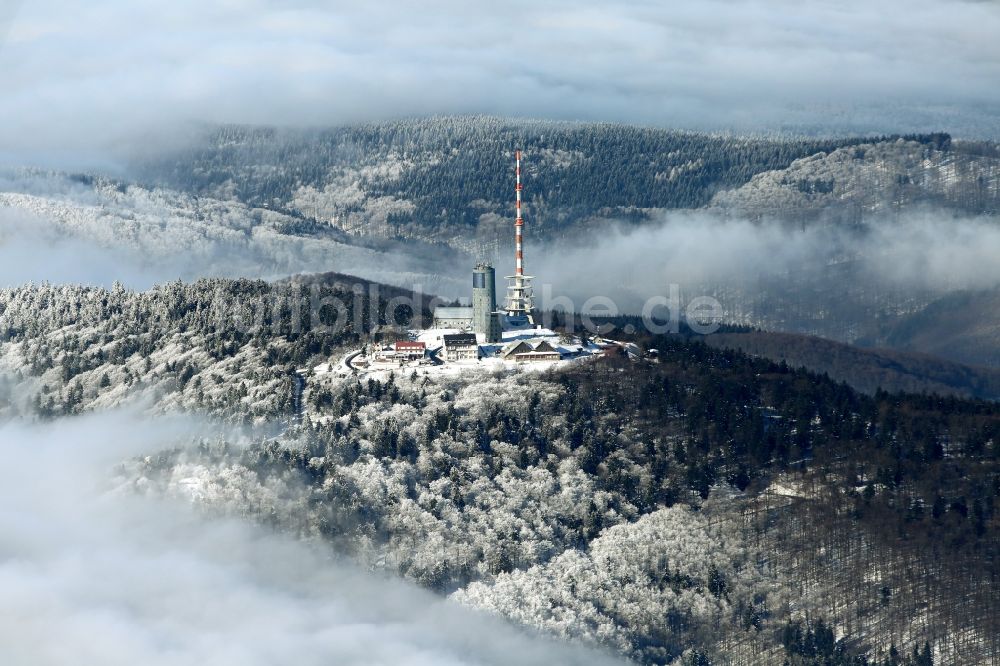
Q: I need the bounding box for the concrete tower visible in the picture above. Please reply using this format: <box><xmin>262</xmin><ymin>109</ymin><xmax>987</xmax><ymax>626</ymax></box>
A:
<box><xmin>473</xmin><ymin>262</ymin><xmax>502</xmax><ymax>343</ymax></box>
<box><xmin>504</xmin><ymin>149</ymin><xmax>534</xmax><ymax>326</ymax></box>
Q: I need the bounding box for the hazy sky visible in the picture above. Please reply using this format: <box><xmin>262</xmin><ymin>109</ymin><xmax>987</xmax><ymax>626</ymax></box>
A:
<box><xmin>1</xmin><ymin>0</ymin><xmax>998</xmax><ymax>164</ymax></box>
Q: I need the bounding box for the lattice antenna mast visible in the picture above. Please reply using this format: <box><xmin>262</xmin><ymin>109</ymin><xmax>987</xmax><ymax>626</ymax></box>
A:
<box><xmin>504</xmin><ymin>149</ymin><xmax>534</xmax><ymax>325</ymax></box>
<box><xmin>515</xmin><ymin>149</ymin><xmax>524</xmax><ymax>276</ymax></box>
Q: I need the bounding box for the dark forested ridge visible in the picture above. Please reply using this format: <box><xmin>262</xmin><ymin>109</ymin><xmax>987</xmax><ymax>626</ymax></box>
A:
<box><xmin>39</xmin><ymin>116</ymin><xmax>1000</xmax><ymax>372</ymax></box>
<box><xmin>877</xmin><ymin>287</ymin><xmax>1000</xmax><ymax>368</ymax></box>
<box><xmin>135</xmin><ymin>117</ymin><xmax>929</xmax><ymax>243</ymax></box>
<box><xmin>131</xmin><ymin>119</ymin><xmax>997</xmax><ymax>250</ymax></box>
<box><xmin>703</xmin><ymin>330</ymin><xmax>1000</xmax><ymax>400</ymax></box>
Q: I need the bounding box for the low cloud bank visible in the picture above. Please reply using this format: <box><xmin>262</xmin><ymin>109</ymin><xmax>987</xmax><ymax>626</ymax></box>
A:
<box><xmin>0</xmin><ymin>411</ymin><xmax>622</xmax><ymax>665</ymax></box>
<box><xmin>532</xmin><ymin>211</ymin><xmax>1000</xmax><ymax>313</ymax></box>
<box><xmin>0</xmin><ymin>208</ymin><xmax>159</xmax><ymax>287</ymax></box>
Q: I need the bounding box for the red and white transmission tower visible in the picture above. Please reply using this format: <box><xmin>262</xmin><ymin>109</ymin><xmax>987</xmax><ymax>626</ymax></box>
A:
<box><xmin>504</xmin><ymin>149</ymin><xmax>534</xmax><ymax>325</ymax></box>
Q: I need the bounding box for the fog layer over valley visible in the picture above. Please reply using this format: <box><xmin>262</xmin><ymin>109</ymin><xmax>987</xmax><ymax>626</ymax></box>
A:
<box><xmin>0</xmin><ymin>411</ymin><xmax>624</xmax><ymax>666</ymax></box>
<box><xmin>539</xmin><ymin>210</ymin><xmax>1000</xmax><ymax>299</ymax></box>
<box><xmin>535</xmin><ymin>210</ymin><xmax>1000</xmax><ymax>345</ymax></box>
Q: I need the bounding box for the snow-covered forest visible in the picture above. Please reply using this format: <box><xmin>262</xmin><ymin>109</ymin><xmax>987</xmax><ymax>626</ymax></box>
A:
<box><xmin>2</xmin><ymin>279</ymin><xmax>997</xmax><ymax>664</ymax></box>
<box><xmin>0</xmin><ymin>276</ymin><xmax>428</xmax><ymax>421</ymax></box>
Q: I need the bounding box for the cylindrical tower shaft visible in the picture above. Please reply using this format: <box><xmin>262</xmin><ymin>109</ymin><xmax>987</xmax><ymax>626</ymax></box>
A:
<box><xmin>473</xmin><ymin>263</ymin><xmax>501</xmax><ymax>343</ymax></box>
<box><xmin>515</xmin><ymin>149</ymin><xmax>523</xmax><ymax>277</ymax></box>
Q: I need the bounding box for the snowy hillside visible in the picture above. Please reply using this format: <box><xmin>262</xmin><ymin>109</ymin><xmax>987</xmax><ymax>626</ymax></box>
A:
<box><xmin>0</xmin><ymin>169</ymin><xmax>465</xmax><ymax>295</ymax></box>
<box><xmin>711</xmin><ymin>138</ymin><xmax>1000</xmax><ymax>222</ymax></box>
<box><xmin>125</xmin><ymin>368</ymin><xmax>782</xmax><ymax>666</ymax></box>
<box><xmin>0</xmin><ymin>278</ymin><xmax>396</xmax><ymax>422</ymax></box>
<box><xmin>121</xmin><ymin>340</ymin><xmax>999</xmax><ymax>666</ymax></box>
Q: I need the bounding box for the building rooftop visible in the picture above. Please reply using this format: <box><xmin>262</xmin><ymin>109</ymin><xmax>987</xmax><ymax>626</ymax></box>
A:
<box><xmin>443</xmin><ymin>333</ymin><xmax>477</xmax><ymax>346</ymax></box>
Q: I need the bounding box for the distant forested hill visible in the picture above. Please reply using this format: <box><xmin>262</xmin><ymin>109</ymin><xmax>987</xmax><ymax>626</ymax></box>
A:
<box><xmin>135</xmin><ymin>117</ymin><xmax>888</xmax><ymax>246</ymax></box>
<box><xmin>712</xmin><ymin>137</ymin><xmax>1000</xmax><ymax>222</ymax></box>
